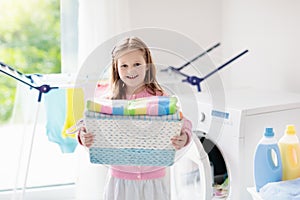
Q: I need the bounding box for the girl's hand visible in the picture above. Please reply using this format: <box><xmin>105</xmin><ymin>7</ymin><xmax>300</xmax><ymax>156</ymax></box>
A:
<box><xmin>171</xmin><ymin>130</ymin><xmax>188</xmax><ymax>150</ymax></box>
<box><xmin>79</xmin><ymin>127</ymin><xmax>95</xmax><ymax>148</ymax></box>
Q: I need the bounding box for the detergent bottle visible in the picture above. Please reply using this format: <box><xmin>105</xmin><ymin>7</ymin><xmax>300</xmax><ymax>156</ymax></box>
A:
<box><xmin>254</xmin><ymin>127</ymin><xmax>282</xmax><ymax>192</ymax></box>
<box><xmin>278</xmin><ymin>125</ymin><xmax>300</xmax><ymax>180</ymax></box>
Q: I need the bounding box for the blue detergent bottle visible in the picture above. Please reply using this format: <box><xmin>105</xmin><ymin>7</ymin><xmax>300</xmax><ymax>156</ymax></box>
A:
<box><xmin>254</xmin><ymin>128</ymin><xmax>282</xmax><ymax>192</ymax></box>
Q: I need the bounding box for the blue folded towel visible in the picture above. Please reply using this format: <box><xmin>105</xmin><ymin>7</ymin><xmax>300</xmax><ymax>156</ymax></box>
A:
<box><xmin>260</xmin><ymin>178</ymin><xmax>300</xmax><ymax>200</ymax></box>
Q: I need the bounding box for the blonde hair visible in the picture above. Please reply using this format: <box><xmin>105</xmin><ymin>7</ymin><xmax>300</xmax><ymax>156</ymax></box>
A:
<box><xmin>110</xmin><ymin>37</ymin><xmax>164</xmax><ymax>99</ymax></box>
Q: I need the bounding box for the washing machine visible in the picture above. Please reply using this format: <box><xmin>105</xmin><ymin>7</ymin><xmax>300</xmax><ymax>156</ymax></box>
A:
<box><xmin>173</xmin><ymin>88</ymin><xmax>300</xmax><ymax>200</ymax></box>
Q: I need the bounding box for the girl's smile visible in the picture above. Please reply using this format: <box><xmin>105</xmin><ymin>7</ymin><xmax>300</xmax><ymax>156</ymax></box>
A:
<box><xmin>126</xmin><ymin>74</ymin><xmax>138</xmax><ymax>79</ymax></box>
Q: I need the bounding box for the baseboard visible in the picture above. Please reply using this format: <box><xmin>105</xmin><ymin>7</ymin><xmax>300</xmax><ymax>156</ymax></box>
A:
<box><xmin>0</xmin><ymin>183</ymin><xmax>76</xmax><ymax>200</ymax></box>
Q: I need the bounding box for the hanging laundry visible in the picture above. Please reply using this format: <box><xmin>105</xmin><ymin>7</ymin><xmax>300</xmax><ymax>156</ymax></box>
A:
<box><xmin>44</xmin><ymin>88</ymin><xmax>84</xmax><ymax>153</ymax></box>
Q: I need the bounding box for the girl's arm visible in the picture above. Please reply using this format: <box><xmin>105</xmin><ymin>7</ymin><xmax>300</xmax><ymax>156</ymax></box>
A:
<box><xmin>182</xmin><ymin>117</ymin><xmax>192</xmax><ymax>146</ymax></box>
<box><xmin>171</xmin><ymin>116</ymin><xmax>192</xmax><ymax>150</ymax></box>
<box><xmin>160</xmin><ymin>91</ymin><xmax>193</xmax><ymax>149</ymax></box>
<box><xmin>77</xmin><ymin>127</ymin><xmax>94</xmax><ymax>148</ymax></box>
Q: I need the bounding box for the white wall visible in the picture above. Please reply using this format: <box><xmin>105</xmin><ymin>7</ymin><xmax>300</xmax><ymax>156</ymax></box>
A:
<box><xmin>128</xmin><ymin>0</ymin><xmax>222</xmax><ymax>48</ymax></box>
<box><xmin>126</xmin><ymin>0</ymin><xmax>300</xmax><ymax>94</ymax></box>
<box><xmin>221</xmin><ymin>0</ymin><xmax>300</xmax><ymax>93</ymax></box>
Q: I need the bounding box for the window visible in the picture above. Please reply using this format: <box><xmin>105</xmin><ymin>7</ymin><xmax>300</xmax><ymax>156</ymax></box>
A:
<box><xmin>0</xmin><ymin>0</ymin><xmax>79</xmax><ymax>199</ymax></box>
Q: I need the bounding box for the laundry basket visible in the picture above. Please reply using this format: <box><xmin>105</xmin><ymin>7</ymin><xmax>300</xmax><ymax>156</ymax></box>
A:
<box><xmin>85</xmin><ymin>111</ymin><xmax>183</xmax><ymax>166</ymax></box>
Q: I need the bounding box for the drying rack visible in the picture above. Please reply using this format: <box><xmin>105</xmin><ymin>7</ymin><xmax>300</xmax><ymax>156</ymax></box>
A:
<box><xmin>160</xmin><ymin>43</ymin><xmax>249</xmax><ymax>92</ymax></box>
<box><xmin>0</xmin><ymin>62</ymin><xmax>58</xmax><ymax>102</ymax></box>
<box><xmin>0</xmin><ymin>62</ymin><xmax>61</xmax><ymax>199</ymax></box>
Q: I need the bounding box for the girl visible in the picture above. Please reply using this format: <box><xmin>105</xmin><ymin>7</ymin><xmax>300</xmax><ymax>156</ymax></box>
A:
<box><xmin>78</xmin><ymin>37</ymin><xmax>192</xmax><ymax>200</ymax></box>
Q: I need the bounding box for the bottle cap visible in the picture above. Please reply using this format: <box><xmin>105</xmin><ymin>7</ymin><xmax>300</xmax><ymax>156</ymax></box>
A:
<box><xmin>286</xmin><ymin>125</ymin><xmax>296</xmax><ymax>135</ymax></box>
<box><xmin>264</xmin><ymin>127</ymin><xmax>274</xmax><ymax>137</ymax></box>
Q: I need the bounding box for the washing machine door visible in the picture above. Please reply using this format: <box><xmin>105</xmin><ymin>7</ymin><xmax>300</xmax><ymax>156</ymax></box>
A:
<box><xmin>170</xmin><ymin>134</ymin><xmax>213</xmax><ymax>200</ymax></box>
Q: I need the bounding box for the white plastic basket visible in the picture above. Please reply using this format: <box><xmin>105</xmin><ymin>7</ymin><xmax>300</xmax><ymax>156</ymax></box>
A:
<box><xmin>85</xmin><ymin>111</ymin><xmax>183</xmax><ymax>166</ymax></box>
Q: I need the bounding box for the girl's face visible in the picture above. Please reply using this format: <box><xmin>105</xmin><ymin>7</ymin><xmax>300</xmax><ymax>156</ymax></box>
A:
<box><xmin>117</xmin><ymin>50</ymin><xmax>148</xmax><ymax>95</ymax></box>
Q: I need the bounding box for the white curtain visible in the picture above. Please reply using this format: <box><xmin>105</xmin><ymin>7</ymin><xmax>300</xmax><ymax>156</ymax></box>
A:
<box><xmin>78</xmin><ymin>0</ymin><xmax>131</xmax><ymax>68</ymax></box>
<box><xmin>76</xmin><ymin>1</ymin><xmax>130</xmax><ymax>199</ymax></box>
<box><xmin>61</xmin><ymin>0</ymin><xmax>79</xmax><ymax>73</ymax></box>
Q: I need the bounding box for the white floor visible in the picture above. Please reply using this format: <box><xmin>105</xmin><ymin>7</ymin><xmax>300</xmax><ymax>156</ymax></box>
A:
<box><xmin>0</xmin><ymin>184</ymin><xmax>76</xmax><ymax>200</ymax></box>
<box><xmin>0</xmin><ymin>124</ymin><xmax>78</xmax><ymax>199</ymax></box>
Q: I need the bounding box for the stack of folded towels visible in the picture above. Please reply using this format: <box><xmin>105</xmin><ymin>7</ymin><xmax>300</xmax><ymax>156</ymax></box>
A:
<box><xmin>86</xmin><ymin>95</ymin><xmax>181</xmax><ymax>117</ymax></box>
